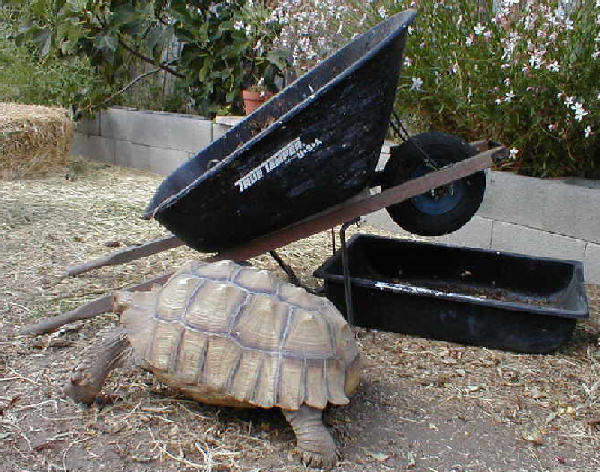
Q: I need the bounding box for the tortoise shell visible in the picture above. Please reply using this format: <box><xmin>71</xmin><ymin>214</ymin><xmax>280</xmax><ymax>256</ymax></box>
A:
<box><xmin>117</xmin><ymin>260</ymin><xmax>360</xmax><ymax>411</ymax></box>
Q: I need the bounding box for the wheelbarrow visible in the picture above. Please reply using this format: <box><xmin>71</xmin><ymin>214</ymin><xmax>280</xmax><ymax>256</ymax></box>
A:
<box><xmin>23</xmin><ymin>9</ymin><xmax>510</xmax><ymax>336</ymax></box>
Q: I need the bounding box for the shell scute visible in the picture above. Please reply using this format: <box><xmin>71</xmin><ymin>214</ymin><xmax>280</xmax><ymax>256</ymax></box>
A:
<box><xmin>152</xmin><ymin>321</ymin><xmax>183</xmax><ymax>372</ymax></box>
<box><xmin>277</xmin><ymin>358</ymin><xmax>305</xmax><ymax>410</ymax></box>
<box><xmin>252</xmin><ymin>353</ymin><xmax>278</xmax><ymax>408</ymax></box>
<box><xmin>233</xmin><ymin>294</ymin><xmax>289</xmax><ymax>351</ymax></box>
<box><xmin>203</xmin><ymin>335</ymin><xmax>241</xmax><ymax>391</ymax></box>
<box><xmin>190</xmin><ymin>260</ymin><xmax>239</xmax><ymax>281</ymax></box>
<box><xmin>305</xmin><ymin>360</ymin><xmax>327</xmax><ymax>409</ymax></box>
<box><xmin>184</xmin><ymin>281</ymin><xmax>246</xmax><ymax>333</ymax></box>
<box><xmin>230</xmin><ymin>349</ymin><xmax>262</xmax><ymax>401</ymax></box>
<box><xmin>279</xmin><ymin>283</ymin><xmax>322</xmax><ymax>312</ymax></box>
<box><xmin>175</xmin><ymin>329</ymin><xmax>208</xmax><ymax>384</ymax></box>
<box><xmin>283</xmin><ymin>309</ymin><xmax>333</xmax><ymax>358</ymax></box>
<box><xmin>156</xmin><ymin>275</ymin><xmax>200</xmax><ymax>321</ymax></box>
<box><xmin>234</xmin><ymin>267</ymin><xmax>278</xmax><ymax>293</ymax></box>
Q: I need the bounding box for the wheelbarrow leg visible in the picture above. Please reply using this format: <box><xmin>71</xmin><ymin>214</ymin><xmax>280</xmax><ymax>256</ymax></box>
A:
<box><xmin>340</xmin><ymin>219</ymin><xmax>360</xmax><ymax>327</ymax></box>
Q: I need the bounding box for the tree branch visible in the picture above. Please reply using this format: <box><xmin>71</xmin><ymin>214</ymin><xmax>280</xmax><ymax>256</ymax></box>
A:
<box><xmin>118</xmin><ymin>38</ymin><xmax>185</xmax><ymax>78</ymax></box>
<box><xmin>102</xmin><ymin>63</ymin><xmax>174</xmax><ymax>106</ymax></box>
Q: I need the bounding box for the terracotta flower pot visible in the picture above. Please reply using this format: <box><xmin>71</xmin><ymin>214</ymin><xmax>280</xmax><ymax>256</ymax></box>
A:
<box><xmin>242</xmin><ymin>89</ymin><xmax>275</xmax><ymax>115</ymax></box>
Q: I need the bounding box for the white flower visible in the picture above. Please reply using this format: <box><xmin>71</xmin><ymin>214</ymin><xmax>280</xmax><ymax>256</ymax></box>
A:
<box><xmin>505</xmin><ymin>90</ymin><xmax>515</xmax><ymax>102</ymax></box>
<box><xmin>573</xmin><ymin>102</ymin><xmax>588</xmax><ymax>121</ymax></box>
<box><xmin>495</xmin><ymin>98</ymin><xmax>502</xmax><ymax>105</ymax></box>
<box><xmin>529</xmin><ymin>55</ymin><xmax>543</xmax><ymax>69</ymax></box>
<box><xmin>504</xmin><ymin>78</ymin><xmax>511</xmax><ymax>86</ymax></box>
<box><xmin>585</xmin><ymin>126</ymin><xmax>593</xmax><ymax>138</ymax></box>
<box><xmin>378</xmin><ymin>6</ymin><xmax>387</xmax><ymax>18</ymax></box>
<box><xmin>233</xmin><ymin>20</ymin><xmax>244</xmax><ymax>31</ymax></box>
<box><xmin>474</xmin><ymin>23</ymin><xmax>485</xmax><ymax>35</ymax></box>
<box><xmin>546</xmin><ymin>61</ymin><xmax>560</xmax><ymax>72</ymax></box>
<box><xmin>465</xmin><ymin>35</ymin><xmax>473</xmax><ymax>46</ymax></box>
<box><xmin>509</xmin><ymin>148</ymin><xmax>519</xmax><ymax>159</ymax></box>
<box><xmin>563</xmin><ymin>96</ymin><xmax>575</xmax><ymax>107</ymax></box>
<box><xmin>404</xmin><ymin>56</ymin><xmax>412</xmax><ymax>67</ymax></box>
<box><xmin>410</xmin><ymin>77</ymin><xmax>423</xmax><ymax>91</ymax></box>
<box><xmin>548</xmin><ymin>123</ymin><xmax>557</xmax><ymax>131</ymax></box>
<box><xmin>408</xmin><ymin>26</ymin><xmax>414</xmax><ymax>35</ymax></box>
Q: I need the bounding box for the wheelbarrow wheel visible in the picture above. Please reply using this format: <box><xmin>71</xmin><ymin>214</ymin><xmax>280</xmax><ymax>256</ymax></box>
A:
<box><xmin>382</xmin><ymin>132</ymin><xmax>486</xmax><ymax>236</ymax></box>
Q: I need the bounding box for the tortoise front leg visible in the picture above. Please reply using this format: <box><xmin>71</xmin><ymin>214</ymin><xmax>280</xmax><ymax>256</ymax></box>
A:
<box><xmin>282</xmin><ymin>405</ymin><xmax>337</xmax><ymax>469</ymax></box>
<box><xmin>65</xmin><ymin>327</ymin><xmax>131</xmax><ymax>404</ymax></box>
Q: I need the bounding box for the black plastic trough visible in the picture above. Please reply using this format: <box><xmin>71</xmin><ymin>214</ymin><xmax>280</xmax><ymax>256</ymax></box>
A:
<box><xmin>314</xmin><ymin>235</ymin><xmax>588</xmax><ymax>353</ymax></box>
<box><xmin>145</xmin><ymin>10</ymin><xmax>416</xmax><ymax>253</ymax></box>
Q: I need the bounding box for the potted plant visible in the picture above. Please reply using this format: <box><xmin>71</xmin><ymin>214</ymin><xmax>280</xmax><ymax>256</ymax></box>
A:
<box><xmin>238</xmin><ymin>2</ymin><xmax>291</xmax><ymax>114</ymax></box>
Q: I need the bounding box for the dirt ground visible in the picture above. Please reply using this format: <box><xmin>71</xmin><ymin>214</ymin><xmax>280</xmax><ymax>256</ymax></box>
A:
<box><xmin>1</xmin><ymin>162</ymin><xmax>599</xmax><ymax>472</ymax></box>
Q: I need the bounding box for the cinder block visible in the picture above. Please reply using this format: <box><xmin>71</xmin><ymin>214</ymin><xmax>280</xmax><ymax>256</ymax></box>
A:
<box><xmin>438</xmin><ymin>216</ymin><xmax>493</xmax><ymax>249</ymax></box>
<box><xmin>491</xmin><ymin>221</ymin><xmax>586</xmax><ymax>261</ymax></box>
<box><xmin>363</xmin><ymin>208</ymin><xmax>413</xmax><ymax>236</ymax></box>
<box><xmin>540</xmin><ymin>181</ymin><xmax>600</xmax><ymax>245</ymax></box>
<box><xmin>212</xmin><ymin>123</ymin><xmax>231</xmax><ymax>141</ymax></box>
<box><xmin>115</xmin><ymin>140</ymin><xmax>190</xmax><ymax>175</ymax></box>
<box><xmin>70</xmin><ymin>133</ymin><xmax>115</xmax><ymax>164</ymax></box>
<box><xmin>74</xmin><ymin>113</ymin><xmax>101</xmax><ymax>136</ymax></box>
<box><xmin>478</xmin><ymin>171</ymin><xmax>547</xmax><ymax>231</ymax></box>
<box><xmin>115</xmin><ymin>140</ymin><xmax>151</xmax><ymax>171</ymax></box>
<box><xmin>100</xmin><ymin>108</ymin><xmax>213</xmax><ymax>152</ymax></box>
<box><xmin>479</xmin><ymin>171</ymin><xmax>600</xmax><ymax>244</ymax></box>
<box><xmin>148</xmin><ymin>147</ymin><xmax>191</xmax><ymax>176</ymax></box>
<box><xmin>215</xmin><ymin>116</ymin><xmax>244</xmax><ymax>127</ymax></box>
<box><xmin>584</xmin><ymin>243</ymin><xmax>600</xmax><ymax>284</ymax></box>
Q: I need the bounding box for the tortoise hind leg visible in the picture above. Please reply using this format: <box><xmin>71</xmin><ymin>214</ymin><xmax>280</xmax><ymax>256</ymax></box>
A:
<box><xmin>65</xmin><ymin>327</ymin><xmax>131</xmax><ymax>404</ymax></box>
<box><xmin>282</xmin><ymin>405</ymin><xmax>337</xmax><ymax>469</ymax></box>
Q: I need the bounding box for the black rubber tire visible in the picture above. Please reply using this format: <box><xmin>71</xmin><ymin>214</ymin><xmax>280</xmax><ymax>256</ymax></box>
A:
<box><xmin>382</xmin><ymin>132</ymin><xmax>486</xmax><ymax>236</ymax></box>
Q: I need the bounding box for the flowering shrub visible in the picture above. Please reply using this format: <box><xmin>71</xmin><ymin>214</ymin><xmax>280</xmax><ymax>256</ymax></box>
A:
<box><xmin>278</xmin><ymin>0</ymin><xmax>599</xmax><ymax>178</ymax></box>
<box><xmin>270</xmin><ymin>1</ymin><xmax>350</xmax><ymax>72</ymax></box>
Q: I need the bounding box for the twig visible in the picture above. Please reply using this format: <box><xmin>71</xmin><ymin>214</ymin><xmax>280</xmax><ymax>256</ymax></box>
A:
<box><xmin>102</xmin><ymin>67</ymin><xmax>164</xmax><ymax>107</ymax></box>
<box><xmin>118</xmin><ymin>38</ymin><xmax>185</xmax><ymax>78</ymax></box>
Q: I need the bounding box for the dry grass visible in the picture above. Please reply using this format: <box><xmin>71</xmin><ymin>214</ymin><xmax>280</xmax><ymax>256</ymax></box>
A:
<box><xmin>0</xmin><ymin>103</ymin><xmax>73</xmax><ymax>180</ymax></box>
<box><xmin>0</xmin><ymin>162</ymin><xmax>599</xmax><ymax>471</ymax></box>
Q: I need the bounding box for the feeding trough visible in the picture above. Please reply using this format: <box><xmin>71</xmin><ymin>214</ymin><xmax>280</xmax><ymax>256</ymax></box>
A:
<box><xmin>315</xmin><ymin>235</ymin><xmax>589</xmax><ymax>353</ymax></box>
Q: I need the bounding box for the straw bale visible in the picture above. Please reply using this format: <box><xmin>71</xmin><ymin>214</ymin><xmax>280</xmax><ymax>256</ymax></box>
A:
<box><xmin>0</xmin><ymin>102</ymin><xmax>73</xmax><ymax>179</ymax></box>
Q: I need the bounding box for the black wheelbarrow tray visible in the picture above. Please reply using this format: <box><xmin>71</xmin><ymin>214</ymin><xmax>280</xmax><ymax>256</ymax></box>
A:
<box><xmin>314</xmin><ymin>234</ymin><xmax>589</xmax><ymax>354</ymax></box>
<box><xmin>145</xmin><ymin>10</ymin><xmax>420</xmax><ymax>253</ymax></box>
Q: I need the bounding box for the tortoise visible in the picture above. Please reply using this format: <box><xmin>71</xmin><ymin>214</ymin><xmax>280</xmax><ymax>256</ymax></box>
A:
<box><xmin>66</xmin><ymin>260</ymin><xmax>361</xmax><ymax>468</ymax></box>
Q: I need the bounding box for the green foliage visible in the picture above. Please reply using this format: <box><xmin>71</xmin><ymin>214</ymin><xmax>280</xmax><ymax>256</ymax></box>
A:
<box><xmin>342</xmin><ymin>0</ymin><xmax>600</xmax><ymax>179</ymax></box>
<box><xmin>173</xmin><ymin>0</ymin><xmax>289</xmax><ymax>115</ymax></box>
<box><xmin>6</xmin><ymin>0</ymin><xmax>290</xmax><ymax>116</ymax></box>
<box><xmin>0</xmin><ymin>5</ymin><xmax>109</xmax><ymax>109</ymax></box>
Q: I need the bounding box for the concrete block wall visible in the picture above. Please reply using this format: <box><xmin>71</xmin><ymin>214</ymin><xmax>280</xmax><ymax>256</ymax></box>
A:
<box><xmin>72</xmin><ymin>107</ymin><xmax>216</xmax><ymax>175</ymax></box>
<box><xmin>71</xmin><ymin>112</ymin><xmax>600</xmax><ymax>282</ymax></box>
